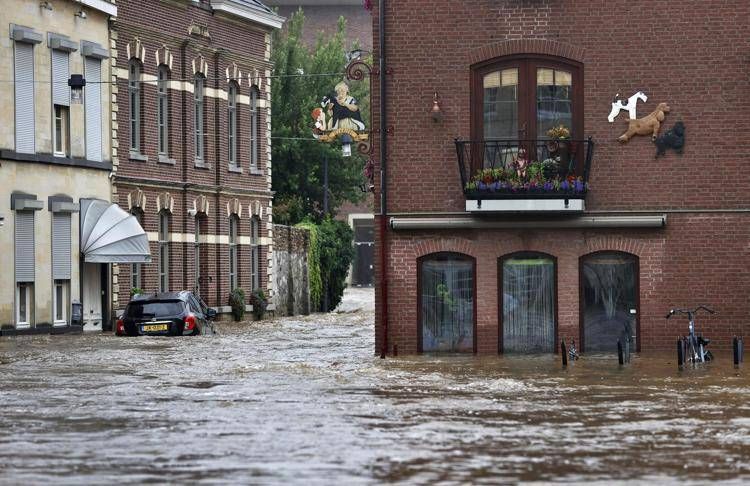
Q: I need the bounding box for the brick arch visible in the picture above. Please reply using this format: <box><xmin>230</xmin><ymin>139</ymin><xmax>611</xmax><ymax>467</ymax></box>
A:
<box><xmin>412</xmin><ymin>237</ymin><xmax>477</xmax><ymax>260</ymax></box>
<box><xmin>468</xmin><ymin>39</ymin><xmax>586</xmax><ymax>67</ymax></box>
<box><xmin>581</xmin><ymin>236</ymin><xmax>647</xmax><ymax>258</ymax></box>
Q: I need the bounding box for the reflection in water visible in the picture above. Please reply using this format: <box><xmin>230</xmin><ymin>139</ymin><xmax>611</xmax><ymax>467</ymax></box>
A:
<box><xmin>0</xmin><ymin>311</ymin><xmax>749</xmax><ymax>484</ymax></box>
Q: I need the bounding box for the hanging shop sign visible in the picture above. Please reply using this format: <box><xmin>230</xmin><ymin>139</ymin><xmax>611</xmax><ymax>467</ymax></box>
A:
<box><xmin>312</xmin><ymin>80</ymin><xmax>369</xmax><ymax>157</ymax></box>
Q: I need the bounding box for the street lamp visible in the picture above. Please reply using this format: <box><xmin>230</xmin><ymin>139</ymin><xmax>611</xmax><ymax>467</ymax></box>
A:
<box><xmin>341</xmin><ymin>133</ymin><xmax>353</xmax><ymax>157</ymax></box>
<box><xmin>68</xmin><ymin>74</ymin><xmax>86</xmax><ymax>104</ymax></box>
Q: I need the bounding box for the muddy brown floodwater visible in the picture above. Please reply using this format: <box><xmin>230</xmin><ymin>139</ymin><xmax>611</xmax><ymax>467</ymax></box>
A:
<box><xmin>0</xmin><ymin>309</ymin><xmax>749</xmax><ymax>484</ymax></box>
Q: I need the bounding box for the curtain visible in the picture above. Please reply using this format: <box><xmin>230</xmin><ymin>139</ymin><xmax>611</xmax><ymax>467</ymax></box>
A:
<box><xmin>503</xmin><ymin>256</ymin><xmax>555</xmax><ymax>353</ymax></box>
<box><xmin>421</xmin><ymin>256</ymin><xmax>473</xmax><ymax>352</ymax></box>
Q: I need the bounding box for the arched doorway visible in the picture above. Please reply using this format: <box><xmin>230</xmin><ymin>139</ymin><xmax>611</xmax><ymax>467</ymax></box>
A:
<box><xmin>499</xmin><ymin>253</ymin><xmax>557</xmax><ymax>353</ymax></box>
<box><xmin>418</xmin><ymin>252</ymin><xmax>476</xmax><ymax>353</ymax></box>
<box><xmin>580</xmin><ymin>252</ymin><xmax>639</xmax><ymax>352</ymax></box>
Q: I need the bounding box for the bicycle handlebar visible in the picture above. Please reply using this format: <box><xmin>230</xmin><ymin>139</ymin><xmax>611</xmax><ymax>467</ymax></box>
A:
<box><xmin>665</xmin><ymin>305</ymin><xmax>716</xmax><ymax>319</ymax></box>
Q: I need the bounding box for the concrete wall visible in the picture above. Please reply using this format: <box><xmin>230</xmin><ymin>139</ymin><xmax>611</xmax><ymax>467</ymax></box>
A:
<box><xmin>272</xmin><ymin>224</ymin><xmax>310</xmax><ymax>316</ymax></box>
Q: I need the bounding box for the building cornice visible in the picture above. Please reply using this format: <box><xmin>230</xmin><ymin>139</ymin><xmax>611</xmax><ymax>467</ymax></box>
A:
<box><xmin>76</xmin><ymin>0</ymin><xmax>117</xmax><ymax>17</ymax></box>
<box><xmin>210</xmin><ymin>0</ymin><xmax>285</xmax><ymax>29</ymax></box>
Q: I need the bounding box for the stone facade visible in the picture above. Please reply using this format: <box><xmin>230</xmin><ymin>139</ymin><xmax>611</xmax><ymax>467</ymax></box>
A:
<box><xmin>371</xmin><ymin>1</ymin><xmax>750</xmax><ymax>355</ymax></box>
<box><xmin>112</xmin><ymin>0</ymin><xmax>282</xmax><ymax>315</ymax></box>
<box><xmin>272</xmin><ymin>224</ymin><xmax>310</xmax><ymax>316</ymax></box>
<box><xmin>0</xmin><ymin>0</ymin><xmax>115</xmax><ymax>331</ymax></box>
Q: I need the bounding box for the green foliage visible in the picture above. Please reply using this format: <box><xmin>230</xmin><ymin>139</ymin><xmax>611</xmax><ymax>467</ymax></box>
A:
<box><xmin>271</xmin><ymin>9</ymin><xmax>369</xmax><ymax>225</ymax></box>
<box><xmin>317</xmin><ymin>218</ymin><xmax>355</xmax><ymax>312</ymax></box>
<box><xmin>228</xmin><ymin>288</ymin><xmax>246</xmax><ymax>321</ymax></box>
<box><xmin>248</xmin><ymin>289</ymin><xmax>268</xmax><ymax>320</ymax></box>
<box><xmin>130</xmin><ymin>287</ymin><xmax>143</xmax><ymax>297</ymax></box>
<box><xmin>296</xmin><ymin>221</ymin><xmax>322</xmax><ymax>310</ymax></box>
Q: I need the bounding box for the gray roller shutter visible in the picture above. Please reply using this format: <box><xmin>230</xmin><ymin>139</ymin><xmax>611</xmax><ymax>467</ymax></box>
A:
<box><xmin>14</xmin><ymin>42</ymin><xmax>35</xmax><ymax>154</ymax></box>
<box><xmin>84</xmin><ymin>57</ymin><xmax>102</xmax><ymax>161</ymax></box>
<box><xmin>52</xmin><ymin>213</ymin><xmax>71</xmax><ymax>280</ymax></box>
<box><xmin>14</xmin><ymin>211</ymin><xmax>35</xmax><ymax>282</ymax></box>
<box><xmin>51</xmin><ymin>49</ymin><xmax>69</xmax><ymax>106</ymax></box>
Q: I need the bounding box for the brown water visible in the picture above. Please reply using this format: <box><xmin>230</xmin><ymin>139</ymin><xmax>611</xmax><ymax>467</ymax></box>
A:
<box><xmin>0</xmin><ymin>310</ymin><xmax>749</xmax><ymax>484</ymax></box>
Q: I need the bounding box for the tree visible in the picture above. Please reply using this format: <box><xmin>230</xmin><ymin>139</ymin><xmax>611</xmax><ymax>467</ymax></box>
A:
<box><xmin>271</xmin><ymin>9</ymin><xmax>369</xmax><ymax>225</ymax></box>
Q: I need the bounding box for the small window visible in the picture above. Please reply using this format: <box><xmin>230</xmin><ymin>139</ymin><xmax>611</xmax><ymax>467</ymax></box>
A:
<box><xmin>129</xmin><ymin>60</ymin><xmax>141</xmax><ymax>153</ymax></box>
<box><xmin>229</xmin><ymin>215</ymin><xmax>239</xmax><ymax>291</ymax></box>
<box><xmin>250</xmin><ymin>87</ymin><xmax>259</xmax><ymax>170</ymax></box>
<box><xmin>53</xmin><ymin>280</ymin><xmax>68</xmax><ymax>325</ymax></box>
<box><xmin>16</xmin><ymin>282</ymin><xmax>33</xmax><ymax>328</ymax></box>
<box><xmin>194</xmin><ymin>75</ymin><xmax>205</xmax><ymax>161</ymax></box>
<box><xmin>53</xmin><ymin>105</ymin><xmax>70</xmax><ymax>156</ymax></box>
<box><xmin>157</xmin><ymin>65</ymin><xmax>170</xmax><ymax>155</ymax></box>
<box><xmin>131</xmin><ymin>210</ymin><xmax>143</xmax><ymax>290</ymax></box>
<box><xmin>228</xmin><ymin>83</ymin><xmax>238</xmax><ymax>167</ymax></box>
<box><xmin>194</xmin><ymin>216</ymin><xmax>201</xmax><ymax>294</ymax></box>
<box><xmin>158</xmin><ymin>211</ymin><xmax>170</xmax><ymax>292</ymax></box>
<box><xmin>250</xmin><ymin>216</ymin><xmax>260</xmax><ymax>290</ymax></box>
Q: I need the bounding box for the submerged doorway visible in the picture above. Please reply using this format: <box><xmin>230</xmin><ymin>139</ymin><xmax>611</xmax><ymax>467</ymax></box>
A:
<box><xmin>418</xmin><ymin>253</ymin><xmax>475</xmax><ymax>353</ymax></box>
<box><xmin>500</xmin><ymin>253</ymin><xmax>556</xmax><ymax>353</ymax></box>
<box><xmin>82</xmin><ymin>262</ymin><xmax>108</xmax><ymax>332</ymax></box>
<box><xmin>580</xmin><ymin>252</ymin><xmax>639</xmax><ymax>352</ymax></box>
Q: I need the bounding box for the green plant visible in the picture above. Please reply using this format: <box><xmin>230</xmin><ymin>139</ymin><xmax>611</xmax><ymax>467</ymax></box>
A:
<box><xmin>130</xmin><ymin>287</ymin><xmax>143</xmax><ymax>297</ymax></box>
<box><xmin>296</xmin><ymin>221</ymin><xmax>322</xmax><ymax>310</ymax></box>
<box><xmin>317</xmin><ymin>217</ymin><xmax>355</xmax><ymax>312</ymax></box>
<box><xmin>248</xmin><ymin>289</ymin><xmax>268</xmax><ymax>320</ymax></box>
<box><xmin>228</xmin><ymin>288</ymin><xmax>246</xmax><ymax>321</ymax></box>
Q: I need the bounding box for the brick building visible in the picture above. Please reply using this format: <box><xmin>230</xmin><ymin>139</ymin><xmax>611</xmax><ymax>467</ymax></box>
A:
<box><xmin>372</xmin><ymin>1</ymin><xmax>750</xmax><ymax>355</ymax></box>
<box><xmin>112</xmin><ymin>0</ymin><xmax>283</xmax><ymax>316</ymax></box>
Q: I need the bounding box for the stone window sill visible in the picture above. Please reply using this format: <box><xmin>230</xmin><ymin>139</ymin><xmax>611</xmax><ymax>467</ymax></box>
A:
<box><xmin>228</xmin><ymin>165</ymin><xmax>243</xmax><ymax>174</ymax></box>
<box><xmin>158</xmin><ymin>154</ymin><xmax>176</xmax><ymax>165</ymax></box>
<box><xmin>249</xmin><ymin>167</ymin><xmax>264</xmax><ymax>176</ymax></box>
<box><xmin>194</xmin><ymin>158</ymin><xmax>211</xmax><ymax>170</ymax></box>
<box><xmin>129</xmin><ymin>152</ymin><xmax>148</xmax><ymax>162</ymax></box>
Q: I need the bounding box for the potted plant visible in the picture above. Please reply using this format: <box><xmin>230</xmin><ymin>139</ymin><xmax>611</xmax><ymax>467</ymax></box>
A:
<box><xmin>228</xmin><ymin>288</ymin><xmax>245</xmax><ymax>321</ymax></box>
<box><xmin>248</xmin><ymin>289</ymin><xmax>268</xmax><ymax>320</ymax></box>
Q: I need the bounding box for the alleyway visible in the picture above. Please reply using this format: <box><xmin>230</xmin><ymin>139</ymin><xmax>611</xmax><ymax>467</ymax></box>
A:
<box><xmin>1</xmin><ymin>289</ymin><xmax>749</xmax><ymax>484</ymax></box>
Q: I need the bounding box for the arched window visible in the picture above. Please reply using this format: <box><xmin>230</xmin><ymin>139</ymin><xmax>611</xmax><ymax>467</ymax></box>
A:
<box><xmin>130</xmin><ymin>209</ymin><xmax>144</xmax><ymax>290</ymax></box>
<box><xmin>250</xmin><ymin>215</ymin><xmax>260</xmax><ymax>290</ymax></box>
<box><xmin>228</xmin><ymin>82</ymin><xmax>238</xmax><ymax>168</ymax></box>
<box><xmin>472</xmin><ymin>56</ymin><xmax>582</xmax><ymax>142</ymax></box>
<box><xmin>128</xmin><ymin>60</ymin><xmax>141</xmax><ymax>153</ymax></box>
<box><xmin>580</xmin><ymin>252</ymin><xmax>639</xmax><ymax>352</ymax></box>
<box><xmin>500</xmin><ymin>252</ymin><xmax>556</xmax><ymax>353</ymax></box>
<box><xmin>194</xmin><ymin>74</ymin><xmax>205</xmax><ymax>161</ymax></box>
<box><xmin>158</xmin><ymin>210</ymin><xmax>170</xmax><ymax>292</ymax></box>
<box><xmin>157</xmin><ymin>65</ymin><xmax>170</xmax><ymax>155</ymax></box>
<box><xmin>418</xmin><ymin>252</ymin><xmax>475</xmax><ymax>353</ymax></box>
<box><xmin>250</xmin><ymin>86</ymin><xmax>259</xmax><ymax>170</ymax></box>
<box><xmin>194</xmin><ymin>215</ymin><xmax>202</xmax><ymax>294</ymax></box>
<box><xmin>229</xmin><ymin>215</ymin><xmax>239</xmax><ymax>291</ymax></box>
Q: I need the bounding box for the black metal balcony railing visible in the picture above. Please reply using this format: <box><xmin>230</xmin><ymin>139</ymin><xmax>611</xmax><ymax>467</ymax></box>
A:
<box><xmin>455</xmin><ymin>138</ymin><xmax>594</xmax><ymax>199</ymax></box>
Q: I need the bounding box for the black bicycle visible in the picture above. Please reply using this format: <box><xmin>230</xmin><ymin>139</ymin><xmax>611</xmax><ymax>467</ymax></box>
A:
<box><xmin>666</xmin><ymin>305</ymin><xmax>715</xmax><ymax>364</ymax></box>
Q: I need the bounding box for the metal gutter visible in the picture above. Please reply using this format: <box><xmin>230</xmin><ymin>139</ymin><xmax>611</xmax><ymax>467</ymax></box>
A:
<box><xmin>390</xmin><ymin>214</ymin><xmax>667</xmax><ymax>230</ymax></box>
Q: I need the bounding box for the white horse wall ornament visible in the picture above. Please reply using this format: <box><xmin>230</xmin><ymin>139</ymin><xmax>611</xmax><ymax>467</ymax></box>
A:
<box><xmin>607</xmin><ymin>91</ymin><xmax>648</xmax><ymax>123</ymax></box>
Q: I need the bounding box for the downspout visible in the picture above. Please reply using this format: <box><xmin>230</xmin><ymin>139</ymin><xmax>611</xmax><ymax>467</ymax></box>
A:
<box><xmin>378</xmin><ymin>0</ymin><xmax>388</xmax><ymax>358</ymax></box>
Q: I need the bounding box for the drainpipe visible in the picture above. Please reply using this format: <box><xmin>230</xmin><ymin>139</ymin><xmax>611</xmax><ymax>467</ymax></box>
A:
<box><xmin>378</xmin><ymin>0</ymin><xmax>388</xmax><ymax>358</ymax></box>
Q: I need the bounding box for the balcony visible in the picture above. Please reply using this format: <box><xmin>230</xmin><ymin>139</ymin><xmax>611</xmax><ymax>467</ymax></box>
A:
<box><xmin>455</xmin><ymin>138</ymin><xmax>594</xmax><ymax>212</ymax></box>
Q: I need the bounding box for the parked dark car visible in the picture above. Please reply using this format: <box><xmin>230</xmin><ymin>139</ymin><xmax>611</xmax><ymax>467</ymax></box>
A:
<box><xmin>116</xmin><ymin>291</ymin><xmax>217</xmax><ymax>336</ymax></box>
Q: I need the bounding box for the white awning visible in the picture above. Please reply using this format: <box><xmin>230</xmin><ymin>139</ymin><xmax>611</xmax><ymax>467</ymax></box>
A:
<box><xmin>80</xmin><ymin>199</ymin><xmax>151</xmax><ymax>263</ymax></box>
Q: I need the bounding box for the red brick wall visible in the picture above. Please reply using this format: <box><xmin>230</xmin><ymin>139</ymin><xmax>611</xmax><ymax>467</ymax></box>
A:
<box><xmin>371</xmin><ymin>0</ymin><xmax>750</xmax><ymax>354</ymax></box>
<box><xmin>113</xmin><ymin>0</ymin><xmax>274</xmax><ymax>312</ymax></box>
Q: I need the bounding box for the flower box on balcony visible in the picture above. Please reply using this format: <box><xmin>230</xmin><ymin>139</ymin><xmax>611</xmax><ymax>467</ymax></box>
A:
<box><xmin>455</xmin><ymin>138</ymin><xmax>594</xmax><ymax>212</ymax></box>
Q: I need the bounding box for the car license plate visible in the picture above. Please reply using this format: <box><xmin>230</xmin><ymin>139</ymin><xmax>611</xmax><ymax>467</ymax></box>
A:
<box><xmin>142</xmin><ymin>324</ymin><xmax>168</xmax><ymax>332</ymax></box>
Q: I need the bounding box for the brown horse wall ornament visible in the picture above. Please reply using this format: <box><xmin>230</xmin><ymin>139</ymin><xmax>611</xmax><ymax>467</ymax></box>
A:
<box><xmin>618</xmin><ymin>102</ymin><xmax>670</xmax><ymax>143</ymax></box>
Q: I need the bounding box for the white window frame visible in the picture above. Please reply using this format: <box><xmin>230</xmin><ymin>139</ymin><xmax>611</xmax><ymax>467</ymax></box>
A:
<box><xmin>194</xmin><ymin>75</ymin><xmax>205</xmax><ymax>161</ymax></box>
<box><xmin>16</xmin><ymin>282</ymin><xmax>32</xmax><ymax>329</ymax></box>
<box><xmin>251</xmin><ymin>216</ymin><xmax>260</xmax><ymax>291</ymax></box>
<box><xmin>194</xmin><ymin>216</ymin><xmax>201</xmax><ymax>293</ymax></box>
<box><xmin>228</xmin><ymin>82</ymin><xmax>238</xmax><ymax>167</ymax></box>
<box><xmin>53</xmin><ymin>104</ymin><xmax>69</xmax><ymax>156</ymax></box>
<box><xmin>229</xmin><ymin>215</ymin><xmax>238</xmax><ymax>291</ymax></box>
<box><xmin>158</xmin><ymin>211</ymin><xmax>170</xmax><ymax>292</ymax></box>
<box><xmin>129</xmin><ymin>60</ymin><xmax>141</xmax><ymax>153</ymax></box>
<box><xmin>157</xmin><ymin>65</ymin><xmax>169</xmax><ymax>155</ymax></box>
<box><xmin>250</xmin><ymin>87</ymin><xmax>259</xmax><ymax>170</ymax></box>
<box><xmin>131</xmin><ymin>210</ymin><xmax>142</xmax><ymax>290</ymax></box>
<box><xmin>53</xmin><ymin>280</ymin><xmax>68</xmax><ymax>326</ymax></box>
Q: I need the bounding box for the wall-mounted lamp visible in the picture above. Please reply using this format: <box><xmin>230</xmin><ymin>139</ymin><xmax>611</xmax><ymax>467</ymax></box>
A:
<box><xmin>341</xmin><ymin>133</ymin><xmax>353</xmax><ymax>157</ymax></box>
<box><xmin>68</xmin><ymin>74</ymin><xmax>86</xmax><ymax>104</ymax></box>
<box><xmin>75</xmin><ymin>9</ymin><xmax>87</xmax><ymax>19</ymax></box>
<box><xmin>430</xmin><ymin>92</ymin><xmax>443</xmax><ymax>122</ymax></box>
<box><xmin>40</xmin><ymin>1</ymin><xmax>53</xmax><ymax>10</ymax></box>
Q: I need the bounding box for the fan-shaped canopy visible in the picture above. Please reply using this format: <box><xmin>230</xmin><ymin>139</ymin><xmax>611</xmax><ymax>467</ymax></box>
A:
<box><xmin>80</xmin><ymin>199</ymin><xmax>151</xmax><ymax>263</ymax></box>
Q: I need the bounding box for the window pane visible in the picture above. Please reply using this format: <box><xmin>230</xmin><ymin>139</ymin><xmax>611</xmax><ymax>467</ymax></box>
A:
<box><xmin>483</xmin><ymin>68</ymin><xmax>518</xmax><ymax>141</ymax></box>
<box><xmin>582</xmin><ymin>252</ymin><xmax>637</xmax><ymax>352</ymax></box>
<box><xmin>536</xmin><ymin>68</ymin><xmax>573</xmax><ymax>138</ymax></box>
<box><xmin>420</xmin><ymin>255</ymin><xmax>474</xmax><ymax>353</ymax></box>
<box><xmin>502</xmin><ymin>255</ymin><xmax>555</xmax><ymax>353</ymax></box>
<box><xmin>55</xmin><ymin>107</ymin><xmax>62</xmax><ymax>153</ymax></box>
<box><xmin>55</xmin><ymin>284</ymin><xmax>63</xmax><ymax>320</ymax></box>
<box><xmin>19</xmin><ymin>284</ymin><xmax>27</xmax><ymax>322</ymax></box>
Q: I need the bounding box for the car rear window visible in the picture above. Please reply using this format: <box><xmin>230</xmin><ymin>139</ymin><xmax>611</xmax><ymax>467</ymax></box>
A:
<box><xmin>125</xmin><ymin>300</ymin><xmax>185</xmax><ymax>319</ymax></box>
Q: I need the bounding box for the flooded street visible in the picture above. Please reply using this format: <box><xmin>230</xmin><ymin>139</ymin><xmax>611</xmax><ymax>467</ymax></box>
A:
<box><xmin>1</xmin><ymin>291</ymin><xmax>749</xmax><ymax>484</ymax></box>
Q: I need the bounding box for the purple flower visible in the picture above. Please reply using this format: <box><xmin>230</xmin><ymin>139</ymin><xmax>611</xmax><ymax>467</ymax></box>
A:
<box><xmin>492</xmin><ymin>181</ymin><xmax>501</xmax><ymax>191</ymax></box>
<box><xmin>543</xmin><ymin>181</ymin><xmax>554</xmax><ymax>191</ymax></box>
<box><xmin>478</xmin><ymin>181</ymin><xmax>487</xmax><ymax>190</ymax></box>
<box><xmin>561</xmin><ymin>180</ymin><xmax>570</xmax><ymax>191</ymax></box>
<box><xmin>574</xmin><ymin>180</ymin><xmax>585</xmax><ymax>193</ymax></box>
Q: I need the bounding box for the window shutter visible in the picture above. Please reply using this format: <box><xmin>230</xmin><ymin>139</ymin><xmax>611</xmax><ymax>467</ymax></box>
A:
<box><xmin>51</xmin><ymin>49</ymin><xmax>69</xmax><ymax>107</ymax></box>
<box><xmin>14</xmin><ymin>42</ymin><xmax>35</xmax><ymax>154</ymax></box>
<box><xmin>84</xmin><ymin>57</ymin><xmax>102</xmax><ymax>161</ymax></box>
<box><xmin>14</xmin><ymin>211</ymin><xmax>35</xmax><ymax>282</ymax></box>
<box><xmin>52</xmin><ymin>213</ymin><xmax>71</xmax><ymax>280</ymax></box>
